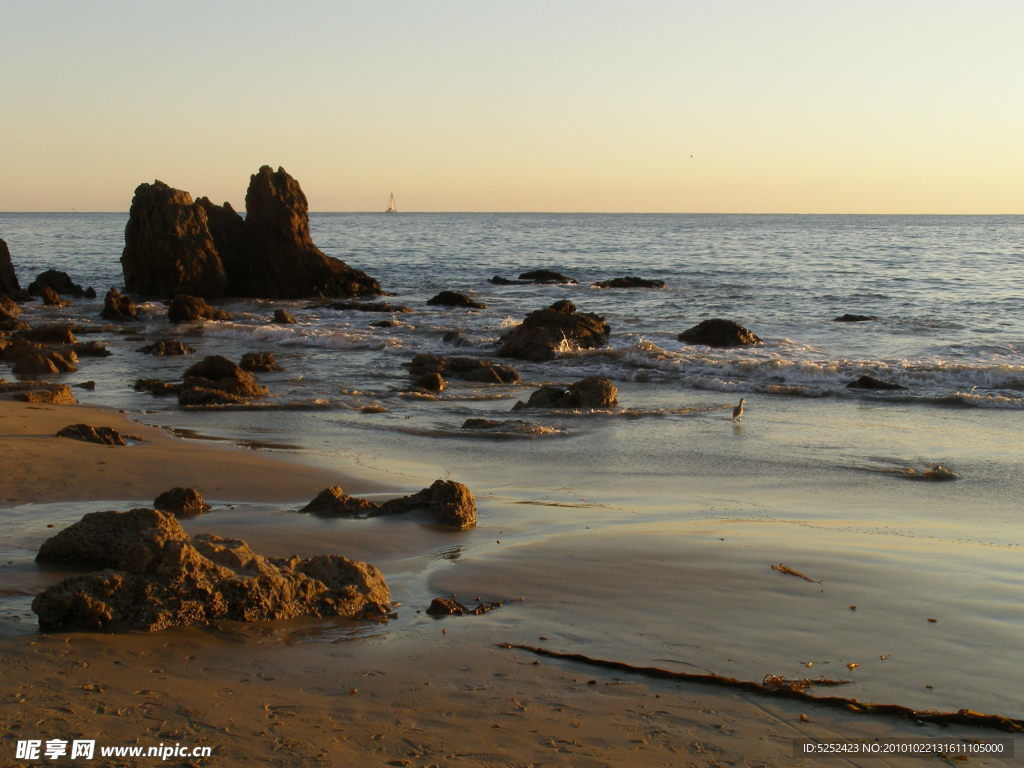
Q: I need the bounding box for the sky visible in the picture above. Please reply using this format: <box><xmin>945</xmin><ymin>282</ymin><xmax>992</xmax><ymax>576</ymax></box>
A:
<box><xmin>1</xmin><ymin>0</ymin><xmax>1022</xmax><ymax>213</ymax></box>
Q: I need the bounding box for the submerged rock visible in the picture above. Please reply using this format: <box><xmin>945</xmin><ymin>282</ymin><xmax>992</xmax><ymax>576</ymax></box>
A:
<box><xmin>239</xmin><ymin>351</ymin><xmax>284</xmax><ymax>372</ymax></box>
<box><xmin>41</xmin><ymin>286</ymin><xmax>69</xmax><ymax>307</ymax></box>
<box><xmin>32</xmin><ymin>508</ymin><xmax>391</xmax><ymax>632</ymax></box>
<box><xmin>328</xmin><ymin>300</ymin><xmax>411</xmax><ymax>313</ymax></box>
<box><xmin>408</xmin><ymin>353</ymin><xmax>520</xmax><ymax>384</ymax></box>
<box><xmin>833</xmin><ymin>313</ymin><xmax>878</xmax><ymax>322</ymax></box>
<box><xmin>518</xmin><ymin>269</ymin><xmax>576</xmax><ymax>284</ymax></box>
<box><xmin>498</xmin><ymin>301</ymin><xmax>610</xmax><ymax>362</ymax></box>
<box><xmin>138</xmin><ymin>339</ymin><xmax>194</xmax><ymax>356</ymax></box>
<box><xmin>272</xmin><ymin>308</ymin><xmax>298</xmax><ymax>324</ymax></box>
<box><xmin>847</xmin><ymin>374</ymin><xmax>907</xmax><ymax>391</ymax></box>
<box><xmin>592</xmin><ymin>276</ymin><xmax>666</xmax><ymax>289</ymax></box>
<box><xmin>413</xmin><ymin>371</ymin><xmax>446</xmax><ymax>391</ymax></box>
<box><xmin>298</xmin><ymin>486</ymin><xmax>382</xmax><ymax>518</ymax></box>
<box><xmin>153</xmin><ymin>487</ymin><xmax>211</xmax><ymax>517</ymax></box>
<box><xmin>427</xmin><ymin>290</ymin><xmax>486</xmax><ymax>309</ymax></box>
<box><xmin>677</xmin><ymin>318</ymin><xmax>763</xmax><ymax>348</ymax></box>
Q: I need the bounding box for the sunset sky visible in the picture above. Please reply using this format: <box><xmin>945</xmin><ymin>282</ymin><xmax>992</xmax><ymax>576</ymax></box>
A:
<box><xmin>2</xmin><ymin>0</ymin><xmax>1021</xmax><ymax>213</ymax></box>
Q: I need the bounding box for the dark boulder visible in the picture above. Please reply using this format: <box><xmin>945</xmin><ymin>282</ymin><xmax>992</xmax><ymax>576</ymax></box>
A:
<box><xmin>329</xmin><ymin>300</ymin><xmax>411</xmax><ymax>313</ymax></box>
<box><xmin>427</xmin><ymin>290</ymin><xmax>486</xmax><ymax>309</ymax></box>
<box><xmin>379</xmin><ymin>479</ymin><xmax>477</xmax><ymax>529</ymax></box>
<box><xmin>846</xmin><ymin>374</ymin><xmax>907</xmax><ymax>391</ymax></box>
<box><xmin>3</xmin><ymin>340</ymin><xmax>78</xmax><ymax>376</ymax></box>
<box><xmin>239</xmin><ymin>351</ymin><xmax>284</xmax><ymax>372</ymax></box>
<box><xmin>513</xmin><ymin>376</ymin><xmax>619</xmax><ymax>410</ymax></box>
<box><xmin>28</xmin><ymin>269</ymin><xmax>89</xmax><ymax>298</ymax></box>
<box><xmin>16</xmin><ymin>324</ymin><xmax>77</xmax><ymax>345</ymax></box>
<box><xmin>272</xmin><ymin>308</ymin><xmax>297</xmax><ymax>324</ymax></box>
<box><xmin>101</xmin><ymin>288</ymin><xmax>139</xmax><ymax>321</ymax></box>
<box><xmin>677</xmin><ymin>319</ymin><xmax>763</xmax><ymax>348</ymax></box>
<box><xmin>489</xmin><ymin>275</ymin><xmax>516</xmax><ymax>285</ymax></box>
<box><xmin>833</xmin><ymin>313</ymin><xmax>878</xmax><ymax>322</ymax></box>
<box><xmin>32</xmin><ymin>508</ymin><xmax>391</xmax><ymax>632</ymax></box>
<box><xmin>441</xmin><ymin>330</ymin><xmax>471</xmax><ymax>346</ymax></box>
<box><xmin>298</xmin><ymin>486</ymin><xmax>382</xmax><ymax>518</ymax></box>
<box><xmin>153</xmin><ymin>487</ymin><xmax>211</xmax><ymax>517</ymax></box>
<box><xmin>408</xmin><ymin>353</ymin><xmax>520</xmax><ymax>384</ymax></box>
<box><xmin>56</xmin><ymin>424</ymin><xmax>132</xmax><ymax>446</ymax></box>
<box><xmin>426</xmin><ymin>597</ymin><xmax>503</xmax><ymax>617</ymax></box>
<box><xmin>134</xmin><ymin>378</ymin><xmax>181</xmax><ymax>396</ymax></box>
<box><xmin>70</xmin><ymin>341</ymin><xmax>112</xmax><ymax>358</ymax></box>
<box><xmin>168</xmin><ymin>294</ymin><xmax>231</xmax><ymax>323</ymax></box>
<box><xmin>592</xmin><ymin>276</ymin><xmax>666</xmax><ymax>289</ymax></box>
<box><xmin>121</xmin><ymin>181</ymin><xmax>229</xmax><ymax>298</ymax></box>
<box><xmin>498</xmin><ymin>301</ymin><xmax>610</xmax><ymax>361</ymax></box>
<box><xmin>178</xmin><ymin>355</ymin><xmax>268</xmax><ymax>405</ymax></box>
<box><xmin>518</xmin><ymin>269</ymin><xmax>576</xmax><ymax>284</ymax></box>
<box><xmin>413</xmin><ymin>371</ymin><xmax>445</xmax><ymax>391</ymax></box>
<box><xmin>138</xmin><ymin>339</ymin><xmax>194</xmax><ymax>355</ymax></box>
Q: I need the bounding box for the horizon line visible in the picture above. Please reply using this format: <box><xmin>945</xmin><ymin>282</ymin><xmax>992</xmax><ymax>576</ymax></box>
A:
<box><xmin>2</xmin><ymin>210</ymin><xmax>1022</xmax><ymax>217</ymax></box>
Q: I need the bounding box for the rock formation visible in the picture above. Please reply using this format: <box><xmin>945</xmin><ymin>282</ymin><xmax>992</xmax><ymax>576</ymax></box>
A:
<box><xmin>177</xmin><ymin>355</ymin><xmax>268</xmax><ymax>405</ymax></box>
<box><xmin>121</xmin><ymin>166</ymin><xmax>381</xmax><ymax>300</ymax></box>
<box><xmin>272</xmin><ymin>308</ymin><xmax>297</xmax><ymax>324</ymax></box>
<box><xmin>138</xmin><ymin>339</ymin><xmax>194</xmax><ymax>355</ymax></box>
<box><xmin>833</xmin><ymin>313</ymin><xmax>878</xmax><ymax>322</ymax></box>
<box><xmin>677</xmin><ymin>319</ymin><xmax>763</xmax><ymax>348</ymax></box>
<box><xmin>518</xmin><ymin>269</ymin><xmax>576</xmax><ymax>284</ymax></box>
<box><xmin>239</xmin><ymin>351</ymin><xmax>283</xmax><ymax>372</ymax></box>
<box><xmin>167</xmin><ymin>294</ymin><xmax>231</xmax><ymax>323</ymax></box>
<box><xmin>299</xmin><ymin>479</ymin><xmax>477</xmax><ymax>529</ymax></box>
<box><xmin>101</xmin><ymin>288</ymin><xmax>139</xmax><ymax>321</ymax></box>
<box><xmin>56</xmin><ymin>424</ymin><xmax>133</xmax><ymax>446</ymax></box>
<box><xmin>408</xmin><ymin>353</ymin><xmax>520</xmax><ymax>384</ymax></box>
<box><xmin>153</xmin><ymin>487</ymin><xmax>210</xmax><ymax>517</ymax></box>
<box><xmin>498</xmin><ymin>300</ymin><xmax>610</xmax><ymax>361</ymax></box>
<box><xmin>846</xmin><ymin>374</ymin><xmax>907</xmax><ymax>391</ymax></box>
<box><xmin>426</xmin><ymin>290</ymin><xmax>486</xmax><ymax>309</ymax></box>
<box><xmin>592</xmin><ymin>276</ymin><xmax>666</xmax><ymax>289</ymax></box>
<box><xmin>32</xmin><ymin>508</ymin><xmax>391</xmax><ymax>632</ymax></box>
<box><xmin>40</xmin><ymin>286</ymin><xmax>69</xmax><ymax>307</ymax></box>
<box><xmin>513</xmin><ymin>376</ymin><xmax>619</xmax><ymax>410</ymax></box>
<box><xmin>0</xmin><ymin>238</ymin><xmax>22</xmax><ymax>297</ymax></box>
<box><xmin>28</xmin><ymin>270</ymin><xmax>91</xmax><ymax>298</ymax></box>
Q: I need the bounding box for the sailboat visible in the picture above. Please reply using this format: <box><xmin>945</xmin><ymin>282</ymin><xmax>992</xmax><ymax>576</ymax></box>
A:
<box><xmin>385</xmin><ymin>192</ymin><xmax>398</xmax><ymax>213</ymax></box>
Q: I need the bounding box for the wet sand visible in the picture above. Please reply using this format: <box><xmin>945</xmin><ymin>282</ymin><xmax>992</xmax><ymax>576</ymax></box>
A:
<box><xmin>1</xmin><ymin>399</ymin><xmax>1020</xmax><ymax>767</ymax></box>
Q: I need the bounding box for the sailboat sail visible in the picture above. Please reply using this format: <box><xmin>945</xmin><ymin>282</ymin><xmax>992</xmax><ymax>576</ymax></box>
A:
<box><xmin>385</xmin><ymin>193</ymin><xmax>397</xmax><ymax>213</ymax></box>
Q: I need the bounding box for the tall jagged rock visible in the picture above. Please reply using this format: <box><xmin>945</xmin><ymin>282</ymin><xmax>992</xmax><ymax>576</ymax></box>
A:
<box><xmin>0</xmin><ymin>238</ymin><xmax>22</xmax><ymax>297</ymax></box>
<box><xmin>120</xmin><ymin>167</ymin><xmax>380</xmax><ymax>300</ymax></box>
<box><xmin>121</xmin><ymin>182</ymin><xmax>229</xmax><ymax>298</ymax></box>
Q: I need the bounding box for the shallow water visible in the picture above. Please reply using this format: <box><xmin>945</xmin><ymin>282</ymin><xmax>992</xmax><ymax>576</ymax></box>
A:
<box><xmin>1</xmin><ymin>212</ymin><xmax>1022</xmax><ymax>716</ymax></box>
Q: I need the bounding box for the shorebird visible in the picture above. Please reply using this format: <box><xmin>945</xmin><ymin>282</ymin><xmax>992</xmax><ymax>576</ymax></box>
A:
<box><xmin>731</xmin><ymin>398</ymin><xmax>745</xmax><ymax>420</ymax></box>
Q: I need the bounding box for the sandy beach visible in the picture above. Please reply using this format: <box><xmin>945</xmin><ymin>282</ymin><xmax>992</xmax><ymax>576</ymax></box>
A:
<box><xmin>2</xmin><ymin>397</ymin><xmax>1020</xmax><ymax>767</ymax></box>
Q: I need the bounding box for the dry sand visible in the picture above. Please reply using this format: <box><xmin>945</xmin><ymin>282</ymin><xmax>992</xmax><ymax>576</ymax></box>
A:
<box><xmin>1</xmin><ymin>399</ymin><xmax>1019</xmax><ymax>767</ymax></box>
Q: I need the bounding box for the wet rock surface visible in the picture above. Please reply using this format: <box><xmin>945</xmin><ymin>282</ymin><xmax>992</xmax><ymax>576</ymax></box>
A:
<box><xmin>178</xmin><ymin>355</ymin><xmax>269</xmax><ymax>405</ymax></box>
<box><xmin>513</xmin><ymin>376</ymin><xmax>619</xmax><ymax>410</ymax></box>
<box><xmin>153</xmin><ymin>487</ymin><xmax>211</xmax><ymax>517</ymax></box>
<box><xmin>138</xmin><ymin>339</ymin><xmax>195</xmax><ymax>355</ymax></box>
<box><xmin>847</xmin><ymin>374</ymin><xmax>907</xmax><ymax>391</ymax></box>
<box><xmin>101</xmin><ymin>288</ymin><xmax>139</xmax><ymax>321</ymax></box>
<box><xmin>168</xmin><ymin>294</ymin><xmax>231</xmax><ymax>323</ymax></box>
<box><xmin>498</xmin><ymin>301</ymin><xmax>610</xmax><ymax>362</ymax></box>
<box><xmin>239</xmin><ymin>351</ymin><xmax>284</xmax><ymax>372</ymax></box>
<box><xmin>28</xmin><ymin>269</ymin><xmax>91</xmax><ymax>298</ymax></box>
<box><xmin>592</xmin><ymin>276</ymin><xmax>666</xmax><ymax>288</ymax></box>
<box><xmin>427</xmin><ymin>290</ymin><xmax>486</xmax><ymax>309</ymax></box>
<box><xmin>32</xmin><ymin>508</ymin><xmax>391</xmax><ymax>632</ymax></box>
<box><xmin>677</xmin><ymin>318</ymin><xmax>763</xmax><ymax>348</ymax></box>
<box><xmin>426</xmin><ymin>597</ymin><xmax>503</xmax><ymax>617</ymax></box>
<box><xmin>408</xmin><ymin>353</ymin><xmax>520</xmax><ymax>384</ymax></box>
<box><xmin>300</xmin><ymin>480</ymin><xmax>477</xmax><ymax>529</ymax></box>
<box><xmin>272</xmin><ymin>308</ymin><xmax>298</xmax><ymax>324</ymax></box>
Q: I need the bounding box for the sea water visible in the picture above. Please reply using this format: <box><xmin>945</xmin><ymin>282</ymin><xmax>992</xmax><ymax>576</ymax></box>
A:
<box><xmin>2</xmin><ymin>212</ymin><xmax>1023</xmax><ymax>714</ymax></box>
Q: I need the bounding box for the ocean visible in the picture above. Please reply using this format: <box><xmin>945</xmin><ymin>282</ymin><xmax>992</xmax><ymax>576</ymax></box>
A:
<box><xmin>2</xmin><ymin>212</ymin><xmax>1023</xmax><ymax>716</ymax></box>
